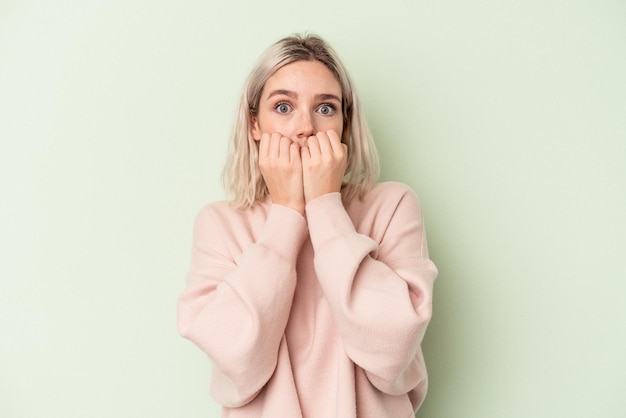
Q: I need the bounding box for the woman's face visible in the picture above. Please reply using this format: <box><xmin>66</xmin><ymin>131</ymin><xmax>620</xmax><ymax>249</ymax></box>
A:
<box><xmin>251</xmin><ymin>60</ymin><xmax>344</xmax><ymax>147</ymax></box>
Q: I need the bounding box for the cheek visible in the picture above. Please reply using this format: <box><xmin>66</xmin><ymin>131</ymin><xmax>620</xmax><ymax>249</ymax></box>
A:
<box><xmin>257</xmin><ymin>113</ymin><xmax>287</xmax><ymax>135</ymax></box>
<box><xmin>315</xmin><ymin>114</ymin><xmax>343</xmax><ymax>133</ymax></box>
<box><xmin>331</xmin><ymin>117</ymin><xmax>345</xmax><ymax>138</ymax></box>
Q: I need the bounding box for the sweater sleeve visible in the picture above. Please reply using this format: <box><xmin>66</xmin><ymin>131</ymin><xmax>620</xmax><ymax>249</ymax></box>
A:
<box><xmin>177</xmin><ymin>203</ymin><xmax>308</xmax><ymax>408</ymax></box>
<box><xmin>304</xmin><ymin>187</ymin><xmax>437</xmax><ymax>402</ymax></box>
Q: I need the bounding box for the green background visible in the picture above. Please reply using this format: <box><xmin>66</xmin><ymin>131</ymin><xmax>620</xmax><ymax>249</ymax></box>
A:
<box><xmin>1</xmin><ymin>0</ymin><xmax>624</xmax><ymax>417</ymax></box>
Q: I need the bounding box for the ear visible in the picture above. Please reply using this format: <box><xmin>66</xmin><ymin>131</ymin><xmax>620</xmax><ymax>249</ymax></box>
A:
<box><xmin>250</xmin><ymin>116</ymin><xmax>261</xmax><ymax>140</ymax></box>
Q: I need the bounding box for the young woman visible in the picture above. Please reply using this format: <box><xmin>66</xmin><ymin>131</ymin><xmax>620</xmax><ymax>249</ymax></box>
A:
<box><xmin>177</xmin><ymin>33</ymin><xmax>437</xmax><ymax>418</ymax></box>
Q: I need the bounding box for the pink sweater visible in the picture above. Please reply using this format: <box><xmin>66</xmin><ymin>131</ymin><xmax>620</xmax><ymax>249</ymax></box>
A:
<box><xmin>177</xmin><ymin>182</ymin><xmax>437</xmax><ymax>417</ymax></box>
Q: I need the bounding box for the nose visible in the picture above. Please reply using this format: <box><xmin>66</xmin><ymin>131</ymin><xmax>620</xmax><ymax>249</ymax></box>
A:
<box><xmin>295</xmin><ymin>111</ymin><xmax>315</xmax><ymax>141</ymax></box>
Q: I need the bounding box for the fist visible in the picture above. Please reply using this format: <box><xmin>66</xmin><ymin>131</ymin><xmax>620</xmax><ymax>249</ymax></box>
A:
<box><xmin>301</xmin><ymin>130</ymin><xmax>347</xmax><ymax>203</ymax></box>
<box><xmin>258</xmin><ymin>133</ymin><xmax>305</xmax><ymax>215</ymax></box>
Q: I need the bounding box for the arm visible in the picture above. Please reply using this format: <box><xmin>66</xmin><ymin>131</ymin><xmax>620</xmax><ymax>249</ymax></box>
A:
<box><xmin>305</xmin><ymin>187</ymin><xmax>437</xmax><ymax>399</ymax></box>
<box><xmin>177</xmin><ymin>203</ymin><xmax>308</xmax><ymax>407</ymax></box>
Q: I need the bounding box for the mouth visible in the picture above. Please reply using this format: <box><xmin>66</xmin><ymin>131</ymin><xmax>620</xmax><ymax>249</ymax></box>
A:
<box><xmin>292</xmin><ymin>137</ymin><xmax>308</xmax><ymax>147</ymax></box>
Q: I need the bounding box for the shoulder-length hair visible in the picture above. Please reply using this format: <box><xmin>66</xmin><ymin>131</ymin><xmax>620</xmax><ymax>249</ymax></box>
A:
<box><xmin>222</xmin><ymin>33</ymin><xmax>379</xmax><ymax>208</ymax></box>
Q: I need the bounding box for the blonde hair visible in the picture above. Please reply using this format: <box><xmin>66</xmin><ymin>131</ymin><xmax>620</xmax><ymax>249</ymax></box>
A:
<box><xmin>222</xmin><ymin>33</ymin><xmax>379</xmax><ymax>208</ymax></box>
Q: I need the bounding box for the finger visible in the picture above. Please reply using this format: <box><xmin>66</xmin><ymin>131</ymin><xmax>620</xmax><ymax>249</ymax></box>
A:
<box><xmin>306</xmin><ymin>135</ymin><xmax>321</xmax><ymax>161</ymax></box>
<box><xmin>300</xmin><ymin>143</ymin><xmax>310</xmax><ymax>164</ymax></box>
<box><xmin>326</xmin><ymin>130</ymin><xmax>344</xmax><ymax>154</ymax></box>
<box><xmin>279</xmin><ymin>136</ymin><xmax>292</xmax><ymax>160</ymax></box>
<box><xmin>268</xmin><ymin>132</ymin><xmax>282</xmax><ymax>159</ymax></box>
<box><xmin>289</xmin><ymin>142</ymin><xmax>301</xmax><ymax>166</ymax></box>
<box><xmin>315</xmin><ymin>131</ymin><xmax>333</xmax><ymax>158</ymax></box>
<box><xmin>259</xmin><ymin>132</ymin><xmax>270</xmax><ymax>158</ymax></box>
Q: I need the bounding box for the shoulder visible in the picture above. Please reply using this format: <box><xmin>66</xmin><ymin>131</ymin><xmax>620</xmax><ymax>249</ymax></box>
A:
<box><xmin>193</xmin><ymin>198</ymin><xmax>271</xmax><ymax>234</ymax></box>
<box><xmin>352</xmin><ymin>182</ymin><xmax>422</xmax><ymax>213</ymax></box>
<box><xmin>365</xmin><ymin>181</ymin><xmax>418</xmax><ymax>202</ymax></box>
<box><xmin>194</xmin><ymin>200</ymin><xmax>233</xmax><ymax>226</ymax></box>
<box><xmin>198</xmin><ymin>197</ymin><xmax>269</xmax><ymax>218</ymax></box>
<box><xmin>346</xmin><ymin>182</ymin><xmax>424</xmax><ymax>235</ymax></box>
<box><xmin>190</xmin><ymin>198</ymin><xmax>273</xmax><ymax>255</ymax></box>
<box><xmin>197</xmin><ymin>199</ymin><xmax>236</xmax><ymax>218</ymax></box>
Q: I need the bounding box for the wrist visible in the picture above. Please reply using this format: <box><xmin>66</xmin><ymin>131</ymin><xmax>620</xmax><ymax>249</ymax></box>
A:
<box><xmin>271</xmin><ymin>197</ymin><xmax>305</xmax><ymax>216</ymax></box>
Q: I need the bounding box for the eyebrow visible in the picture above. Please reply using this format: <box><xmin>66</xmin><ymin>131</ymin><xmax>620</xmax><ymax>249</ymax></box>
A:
<box><xmin>317</xmin><ymin>93</ymin><xmax>342</xmax><ymax>103</ymax></box>
<box><xmin>266</xmin><ymin>89</ymin><xmax>297</xmax><ymax>100</ymax></box>
<box><xmin>266</xmin><ymin>90</ymin><xmax>341</xmax><ymax>103</ymax></box>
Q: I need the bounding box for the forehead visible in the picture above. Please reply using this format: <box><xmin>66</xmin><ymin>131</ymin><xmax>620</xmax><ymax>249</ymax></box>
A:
<box><xmin>263</xmin><ymin>60</ymin><xmax>342</xmax><ymax>97</ymax></box>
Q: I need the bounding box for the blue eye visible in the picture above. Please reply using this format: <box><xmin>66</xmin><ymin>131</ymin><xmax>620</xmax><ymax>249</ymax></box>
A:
<box><xmin>275</xmin><ymin>103</ymin><xmax>292</xmax><ymax>114</ymax></box>
<box><xmin>318</xmin><ymin>104</ymin><xmax>336</xmax><ymax>116</ymax></box>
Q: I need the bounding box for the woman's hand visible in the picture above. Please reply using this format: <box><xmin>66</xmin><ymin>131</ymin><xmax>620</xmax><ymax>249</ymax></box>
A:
<box><xmin>301</xmin><ymin>130</ymin><xmax>348</xmax><ymax>203</ymax></box>
<box><xmin>258</xmin><ymin>133</ymin><xmax>305</xmax><ymax>215</ymax></box>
